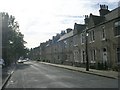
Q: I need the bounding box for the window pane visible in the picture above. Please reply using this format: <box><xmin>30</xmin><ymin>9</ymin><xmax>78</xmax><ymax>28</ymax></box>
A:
<box><xmin>117</xmin><ymin>48</ymin><xmax>120</xmax><ymax>62</ymax></box>
<box><xmin>93</xmin><ymin>50</ymin><xmax>96</xmax><ymax>61</ymax></box>
<box><xmin>102</xmin><ymin>27</ymin><xmax>105</xmax><ymax>39</ymax></box>
<box><xmin>114</xmin><ymin>20</ymin><xmax>120</xmax><ymax>36</ymax></box>
<box><xmin>92</xmin><ymin>30</ymin><xmax>95</xmax><ymax>40</ymax></box>
<box><xmin>115</xmin><ymin>26</ymin><xmax>120</xmax><ymax>36</ymax></box>
<box><xmin>115</xmin><ymin>21</ymin><xmax>120</xmax><ymax>27</ymax></box>
<box><xmin>117</xmin><ymin>53</ymin><xmax>120</xmax><ymax>62</ymax></box>
<box><xmin>81</xmin><ymin>33</ymin><xmax>84</xmax><ymax>43</ymax></box>
<box><xmin>89</xmin><ymin>31</ymin><xmax>92</xmax><ymax>41</ymax></box>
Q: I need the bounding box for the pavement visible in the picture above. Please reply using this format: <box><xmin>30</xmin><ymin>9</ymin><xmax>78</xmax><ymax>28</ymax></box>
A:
<box><xmin>39</xmin><ymin>62</ymin><xmax>119</xmax><ymax>79</ymax></box>
<box><xmin>1</xmin><ymin>65</ymin><xmax>16</xmax><ymax>90</ymax></box>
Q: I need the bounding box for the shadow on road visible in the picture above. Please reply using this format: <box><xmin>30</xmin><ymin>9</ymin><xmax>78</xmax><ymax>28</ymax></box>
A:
<box><xmin>2</xmin><ymin>62</ymin><xmax>32</xmax><ymax>84</ymax></box>
<box><xmin>16</xmin><ymin>62</ymin><xmax>32</xmax><ymax>70</ymax></box>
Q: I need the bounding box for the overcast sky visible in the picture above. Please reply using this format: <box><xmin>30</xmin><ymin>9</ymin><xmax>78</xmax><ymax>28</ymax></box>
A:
<box><xmin>0</xmin><ymin>0</ymin><xmax>119</xmax><ymax>48</ymax></box>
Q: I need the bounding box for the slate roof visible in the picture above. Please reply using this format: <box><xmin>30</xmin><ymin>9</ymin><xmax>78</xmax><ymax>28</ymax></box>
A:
<box><xmin>74</xmin><ymin>23</ymin><xmax>86</xmax><ymax>33</ymax></box>
<box><xmin>105</xmin><ymin>6</ymin><xmax>120</xmax><ymax>22</ymax></box>
<box><xmin>91</xmin><ymin>14</ymin><xmax>105</xmax><ymax>25</ymax></box>
<box><xmin>58</xmin><ymin>30</ymin><xmax>74</xmax><ymax>41</ymax></box>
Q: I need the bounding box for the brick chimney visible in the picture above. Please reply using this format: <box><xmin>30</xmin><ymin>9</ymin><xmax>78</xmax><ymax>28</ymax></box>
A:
<box><xmin>66</xmin><ymin>28</ymin><xmax>72</xmax><ymax>33</ymax></box>
<box><xmin>60</xmin><ymin>30</ymin><xmax>66</xmax><ymax>36</ymax></box>
<box><xmin>99</xmin><ymin>4</ymin><xmax>110</xmax><ymax>16</ymax></box>
<box><xmin>84</xmin><ymin>15</ymin><xmax>89</xmax><ymax>25</ymax></box>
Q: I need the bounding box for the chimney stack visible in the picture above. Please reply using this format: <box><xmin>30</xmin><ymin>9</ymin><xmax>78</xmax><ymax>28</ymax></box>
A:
<box><xmin>61</xmin><ymin>30</ymin><xmax>66</xmax><ymax>36</ymax></box>
<box><xmin>66</xmin><ymin>28</ymin><xmax>72</xmax><ymax>33</ymax></box>
<box><xmin>84</xmin><ymin>15</ymin><xmax>89</xmax><ymax>25</ymax></box>
<box><xmin>99</xmin><ymin>4</ymin><xmax>110</xmax><ymax>16</ymax></box>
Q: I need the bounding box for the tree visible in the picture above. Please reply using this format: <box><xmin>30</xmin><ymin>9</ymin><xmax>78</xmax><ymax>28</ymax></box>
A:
<box><xmin>1</xmin><ymin>12</ymin><xmax>27</xmax><ymax>66</ymax></box>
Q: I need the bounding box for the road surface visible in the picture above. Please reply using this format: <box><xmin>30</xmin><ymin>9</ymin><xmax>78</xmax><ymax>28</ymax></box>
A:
<box><xmin>5</xmin><ymin>61</ymin><xmax>118</xmax><ymax>88</ymax></box>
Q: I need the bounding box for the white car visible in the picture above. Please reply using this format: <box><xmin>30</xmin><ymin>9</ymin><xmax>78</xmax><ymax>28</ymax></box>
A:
<box><xmin>17</xmin><ymin>59</ymin><xmax>23</xmax><ymax>63</ymax></box>
<box><xmin>22</xmin><ymin>60</ymin><xmax>27</xmax><ymax>62</ymax></box>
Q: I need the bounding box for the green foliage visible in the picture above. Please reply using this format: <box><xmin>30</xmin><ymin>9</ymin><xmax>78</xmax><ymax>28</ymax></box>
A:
<box><xmin>97</xmin><ymin>61</ymin><xmax>108</xmax><ymax>70</ymax></box>
<box><xmin>1</xmin><ymin>12</ymin><xmax>28</xmax><ymax>66</ymax></box>
<box><xmin>112</xmin><ymin>64</ymin><xmax>120</xmax><ymax>71</ymax></box>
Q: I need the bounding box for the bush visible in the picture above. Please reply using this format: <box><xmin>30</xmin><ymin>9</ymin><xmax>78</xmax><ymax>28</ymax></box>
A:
<box><xmin>112</xmin><ymin>65</ymin><xmax>120</xmax><ymax>71</ymax></box>
<box><xmin>97</xmin><ymin>61</ymin><xmax>108</xmax><ymax>70</ymax></box>
<box><xmin>97</xmin><ymin>62</ymin><xmax>104</xmax><ymax>70</ymax></box>
<box><xmin>90</xmin><ymin>64</ymin><xmax>96</xmax><ymax>69</ymax></box>
<box><xmin>37</xmin><ymin>60</ymin><xmax>40</xmax><ymax>61</ymax></box>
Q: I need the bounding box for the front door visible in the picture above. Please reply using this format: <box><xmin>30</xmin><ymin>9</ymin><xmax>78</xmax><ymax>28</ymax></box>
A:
<box><xmin>102</xmin><ymin>48</ymin><xmax>107</xmax><ymax>63</ymax></box>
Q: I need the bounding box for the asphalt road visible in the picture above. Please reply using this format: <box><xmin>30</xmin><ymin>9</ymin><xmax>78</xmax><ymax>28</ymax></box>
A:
<box><xmin>5</xmin><ymin>61</ymin><xmax>118</xmax><ymax>88</ymax></box>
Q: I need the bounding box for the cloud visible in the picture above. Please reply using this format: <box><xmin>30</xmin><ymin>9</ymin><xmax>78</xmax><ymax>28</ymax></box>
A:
<box><xmin>0</xmin><ymin>0</ymin><xmax>118</xmax><ymax>48</ymax></box>
<box><xmin>57</xmin><ymin>15</ymin><xmax>83</xmax><ymax>18</ymax></box>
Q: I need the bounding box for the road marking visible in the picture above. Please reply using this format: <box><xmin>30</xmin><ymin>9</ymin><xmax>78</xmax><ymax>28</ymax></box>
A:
<box><xmin>30</xmin><ymin>65</ymin><xmax>39</xmax><ymax>70</ymax></box>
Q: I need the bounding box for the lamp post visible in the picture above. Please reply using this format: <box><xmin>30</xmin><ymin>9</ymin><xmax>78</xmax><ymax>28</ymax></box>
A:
<box><xmin>85</xmin><ymin>28</ymin><xmax>89</xmax><ymax>71</ymax></box>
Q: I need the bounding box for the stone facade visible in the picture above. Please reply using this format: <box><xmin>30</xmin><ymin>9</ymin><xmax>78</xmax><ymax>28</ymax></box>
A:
<box><xmin>32</xmin><ymin>5</ymin><xmax>120</xmax><ymax>70</ymax></box>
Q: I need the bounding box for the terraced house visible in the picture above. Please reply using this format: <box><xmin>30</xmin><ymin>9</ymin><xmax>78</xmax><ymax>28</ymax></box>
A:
<box><xmin>83</xmin><ymin>5</ymin><xmax>120</xmax><ymax>70</ymax></box>
<box><xmin>33</xmin><ymin>5</ymin><xmax>120</xmax><ymax>70</ymax></box>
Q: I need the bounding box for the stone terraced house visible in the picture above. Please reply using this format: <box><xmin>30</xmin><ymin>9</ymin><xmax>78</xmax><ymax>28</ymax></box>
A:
<box><xmin>32</xmin><ymin>5</ymin><xmax>120</xmax><ymax>70</ymax></box>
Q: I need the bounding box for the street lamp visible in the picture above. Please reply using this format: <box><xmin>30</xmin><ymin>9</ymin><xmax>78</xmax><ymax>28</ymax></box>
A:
<box><xmin>85</xmin><ymin>28</ymin><xmax>89</xmax><ymax>71</ymax></box>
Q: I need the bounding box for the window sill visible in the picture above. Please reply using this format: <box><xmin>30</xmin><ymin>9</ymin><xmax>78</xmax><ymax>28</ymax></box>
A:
<box><xmin>102</xmin><ymin>38</ymin><xmax>106</xmax><ymax>40</ymax></box>
<box><xmin>90</xmin><ymin>61</ymin><xmax>96</xmax><ymax>63</ymax></box>
<box><xmin>92</xmin><ymin>41</ymin><xmax>95</xmax><ymax>43</ymax></box>
<box><xmin>89</xmin><ymin>41</ymin><xmax>95</xmax><ymax>43</ymax></box>
<box><xmin>101</xmin><ymin>38</ymin><xmax>107</xmax><ymax>42</ymax></box>
<box><xmin>81</xmin><ymin>43</ymin><xmax>85</xmax><ymax>45</ymax></box>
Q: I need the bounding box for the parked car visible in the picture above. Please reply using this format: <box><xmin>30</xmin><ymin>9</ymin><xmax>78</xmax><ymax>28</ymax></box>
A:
<box><xmin>17</xmin><ymin>59</ymin><xmax>24</xmax><ymax>63</ymax></box>
<box><xmin>22</xmin><ymin>59</ymin><xmax>27</xmax><ymax>62</ymax></box>
<box><xmin>26</xmin><ymin>58</ymin><xmax>29</xmax><ymax>61</ymax></box>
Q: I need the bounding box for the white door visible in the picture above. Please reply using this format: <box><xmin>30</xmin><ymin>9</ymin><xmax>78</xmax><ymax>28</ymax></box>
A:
<box><xmin>102</xmin><ymin>48</ymin><xmax>107</xmax><ymax>63</ymax></box>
